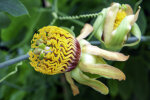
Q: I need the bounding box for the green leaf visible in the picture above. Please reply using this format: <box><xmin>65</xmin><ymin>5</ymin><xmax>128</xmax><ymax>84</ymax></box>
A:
<box><xmin>1</xmin><ymin>8</ymin><xmax>43</xmax><ymax>50</ymax></box>
<box><xmin>119</xmin><ymin>78</ymin><xmax>133</xmax><ymax>100</ymax></box>
<box><xmin>10</xmin><ymin>91</ymin><xmax>26</xmax><ymax>100</ymax></box>
<box><xmin>10</xmin><ymin>9</ymin><xmax>45</xmax><ymax>50</ymax></box>
<box><xmin>136</xmin><ymin>10</ymin><xmax>147</xmax><ymax>35</ymax></box>
<box><xmin>32</xmin><ymin>86</ymin><xmax>46</xmax><ymax>100</ymax></box>
<box><xmin>0</xmin><ymin>0</ymin><xmax>28</xmax><ymax>16</ymax></box>
<box><xmin>0</xmin><ymin>12</ymin><xmax>11</xmax><ymax>29</ymax></box>
<box><xmin>1</xmin><ymin>15</ymin><xmax>30</xmax><ymax>41</ymax></box>
<box><xmin>119</xmin><ymin>56</ymin><xmax>149</xmax><ymax>100</ymax></box>
<box><xmin>108</xmin><ymin>80</ymin><xmax>119</xmax><ymax>98</ymax></box>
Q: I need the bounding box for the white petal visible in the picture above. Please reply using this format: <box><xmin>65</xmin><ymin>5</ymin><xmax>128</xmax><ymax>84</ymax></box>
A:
<box><xmin>76</xmin><ymin>24</ymin><xmax>93</xmax><ymax>41</ymax></box>
<box><xmin>104</xmin><ymin>3</ymin><xmax>120</xmax><ymax>44</ymax></box>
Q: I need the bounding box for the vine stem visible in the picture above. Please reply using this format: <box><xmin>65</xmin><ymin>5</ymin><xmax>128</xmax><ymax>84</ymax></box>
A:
<box><xmin>50</xmin><ymin>0</ymin><xmax>58</xmax><ymax>25</ymax></box>
<box><xmin>0</xmin><ymin>54</ymin><xmax>29</xmax><ymax>68</ymax></box>
<box><xmin>0</xmin><ymin>36</ymin><xmax>150</xmax><ymax>68</ymax></box>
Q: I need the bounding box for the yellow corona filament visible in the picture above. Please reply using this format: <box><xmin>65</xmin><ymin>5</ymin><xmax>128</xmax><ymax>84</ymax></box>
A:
<box><xmin>29</xmin><ymin>26</ymin><xmax>77</xmax><ymax>75</ymax></box>
<box><xmin>114</xmin><ymin>10</ymin><xmax>127</xmax><ymax>29</ymax></box>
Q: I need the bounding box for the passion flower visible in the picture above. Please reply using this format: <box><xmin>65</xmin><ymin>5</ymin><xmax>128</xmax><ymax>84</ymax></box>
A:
<box><xmin>29</xmin><ymin>24</ymin><xmax>129</xmax><ymax>96</ymax></box>
<box><xmin>29</xmin><ymin>26</ymin><xmax>81</xmax><ymax>75</ymax></box>
<box><xmin>93</xmin><ymin>2</ymin><xmax>141</xmax><ymax>51</ymax></box>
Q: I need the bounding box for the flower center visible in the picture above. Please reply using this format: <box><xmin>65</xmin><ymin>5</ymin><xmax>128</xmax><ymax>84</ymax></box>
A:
<box><xmin>29</xmin><ymin>26</ymin><xmax>81</xmax><ymax>75</ymax></box>
<box><xmin>114</xmin><ymin>10</ymin><xmax>127</xmax><ymax>29</ymax></box>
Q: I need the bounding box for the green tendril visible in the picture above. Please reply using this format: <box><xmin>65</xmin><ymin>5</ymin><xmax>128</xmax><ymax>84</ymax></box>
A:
<box><xmin>58</xmin><ymin>12</ymin><xmax>101</xmax><ymax>20</ymax></box>
<box><xmin>0</xmin><ymin>62</ymin><xmax>22</xmax><ymax>83</ymax></box>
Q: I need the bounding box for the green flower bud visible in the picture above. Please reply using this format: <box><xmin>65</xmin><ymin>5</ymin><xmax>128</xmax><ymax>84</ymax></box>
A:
<box><xmin>93</xmin><ymin>2</ymin><xmax>141</xmax><ymax>51</ymax></box>
<box><xmin>36</xmin><ymin>39</ymin><xmax>43</xmax><ymax>45</ymax></box>
<box><xmin>39</xmin><ymin>43</ymin><xmax>46</xmax><ymax>49</ymax></box>
<box><xmin>39</xmin><ymin>52</ymin><xmax>45</xmax><ymax>60</ymax></box>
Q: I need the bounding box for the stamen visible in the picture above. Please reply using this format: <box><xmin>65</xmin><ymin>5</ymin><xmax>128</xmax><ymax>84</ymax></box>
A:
<box><xmin>114</xmin><ymin>10</ymin><xmax>127</xmax><ymax>29</ymax></box>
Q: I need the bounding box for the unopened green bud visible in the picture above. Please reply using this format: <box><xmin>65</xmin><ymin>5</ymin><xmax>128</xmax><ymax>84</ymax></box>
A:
<box><xmin>36</xmin><ymin>39</ymin><xmax>43</xmax><ymax>45</ymax></box>
<box><xmin>121</xmin><ymin>4</ymin><xmax>127</xmax><ymax>10</ymax></box>
<box><xmin>39</xmin><ymin>52</ymin><xmax>45</xmax><ymax>60</ymax></box>
<box><xmin>39</xmin><ymin>43</ymin><xmax>46</xmax><ymax>49</ymax></box>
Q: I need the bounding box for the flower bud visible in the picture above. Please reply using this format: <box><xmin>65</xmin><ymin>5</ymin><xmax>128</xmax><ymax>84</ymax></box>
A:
<box><xmin>94</xmin><ymin>3</ymin><xmax>141</xmax><ymax>51</ymax></box>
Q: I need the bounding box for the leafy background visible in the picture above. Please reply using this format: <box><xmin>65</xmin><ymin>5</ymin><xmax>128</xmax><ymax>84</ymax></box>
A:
<box><xmin>0</xmin><ymin>0</ymin><xmax>149</xmax><ymax>100</ymax></box>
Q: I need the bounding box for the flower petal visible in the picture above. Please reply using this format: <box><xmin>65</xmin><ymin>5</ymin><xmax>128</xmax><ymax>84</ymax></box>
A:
<box><xmin>82</xmin><ymin>45</ymin><xmax>129</xmax><ymax>61</ymax></box>
<box><xmin>93</xmin><ymin>8</ymin><xmax>107</xmax><ymax>43</ymax></box>
<box><xmin>104</xmin><ymin>3</ymin><xmax>120</xmax><ymax>44</ymax></box>
<box><xmin>106</xmin><ymin>17</ymin><xmax>132</xmax><ymax>50</ymax></box>
<box><xmin>76</xmin><ymin>24</ymin><xmax>93</xmax><ymax>41</ymax></box>
<box><xmin>124</xmin><ymin>23</ymin><xmax>141</xmax><ymax>46</ymax></box>
<box><xmin>65</xmin><ymin>72</ymin><xmax>79</xmax><ymax>96</ymax></box>
<box><xmin>71</xmin><ymin>67</ymin><xmax>109</xmax><ymax>95</ymax></box>
<box><xmin>79</xmin><ymin>62</ymin><xmax>126</xmax><ymax>81</ymax></box>
<box><xmin>125</xmin><ymin>4</ymin><xmax>133</xmax><ymax>15</ymax></box>
<box><xmin>131</xmin><ymin>6</ymin><xmax>141</xmax><ymax>25</ymax></box>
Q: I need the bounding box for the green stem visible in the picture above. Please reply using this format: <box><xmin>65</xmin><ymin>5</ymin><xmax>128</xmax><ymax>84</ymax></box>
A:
<box><xmin>0</xmin><ymin>54</ymin><xmax>29</xmax><ymax>68</ymax></box>
<box><xmin>50</xmin><ymin>0</ymin><xmax>58</xmax><ymax>25</ymax></box>
<box><xmin>0</xmin><ymin>36</ymin><xmax>150</xmax><ymax>68</ymax></box>
<box><xmin>50</xmin><ymin>18</ymin><xmax>57</xmax><ymax>25</ymax></box>
<box><xmin>53</xmin><ymin>0</ymin><xmax>58</xmax><ymax>13</ymax></box>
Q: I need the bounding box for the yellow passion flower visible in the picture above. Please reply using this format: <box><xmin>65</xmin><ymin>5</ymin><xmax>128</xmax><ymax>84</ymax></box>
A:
<box><xmin>29</xmin><ymin>24</ymin><xmax>129</xmax><ymax>96</ymax></box>
<box><xmin>29</xmin><ymin>26</ymin><xmax>81</xmax><ymax>75</ymax></box>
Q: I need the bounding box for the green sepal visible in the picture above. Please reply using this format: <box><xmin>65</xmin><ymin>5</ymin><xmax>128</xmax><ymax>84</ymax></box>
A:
<box><xmin>65</xmin><ymin>72</ymin><xmax>79</xmax><ymax>96</ymax></box>
<box><xmin>82</xmin><ymin>56</ymin><xmax>106</xmax><ymax>79</ymax></box>
<box><xmin>95</xmin><ymin>56</ymin><xmax>107</xmax><ymax>64</ymax></box>
<box><xmin>91</xmin><ymin>9</ymin><xmax>107</xmax><ymax>43</ymax></box>
<box><xmin>83</xmin><ymin>72</ymin><xmax>101</xmax><ymax>79</ymax></box>
<box><xmin>79</xmin><ymin>52</ymin><xmax>106</xmax><ymax>79</ymax></box>
<box><xmin>124</xmin><ymin>23</ymin><xmax>141</xmax><ymax>47</ymax></box>
<box><xmin>71</xmin><ymin>67</ymin><xmax>109</xmax><ymax>95</ymax></box>
<box><xmin>79</xmin><ymin>62</ymin><xmax>126</xmax><ymax>80</ymax></box>
<box><xmin>105</xmin><ymin>17</ymin><xmax>131</xmax><ymax>51</ymax></box>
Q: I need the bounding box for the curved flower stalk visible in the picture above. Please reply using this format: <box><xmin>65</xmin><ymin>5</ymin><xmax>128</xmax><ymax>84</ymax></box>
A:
<box><xmin>93</xmin><ymin>2</ymin><xmax>141</xmax><ymax>51</ymax></box>
<box><xmin>29</xmin><ymin>24</ymin><xmax>129</xmax><ymax>96</ymax></box>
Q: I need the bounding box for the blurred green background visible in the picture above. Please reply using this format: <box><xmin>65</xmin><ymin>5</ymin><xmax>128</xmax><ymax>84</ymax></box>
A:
<box><xmin>0</xmin><ymin>0</ymin><xmax>150</xmax><ymax>100</ymax></box>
